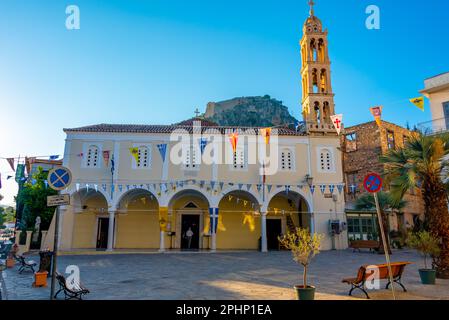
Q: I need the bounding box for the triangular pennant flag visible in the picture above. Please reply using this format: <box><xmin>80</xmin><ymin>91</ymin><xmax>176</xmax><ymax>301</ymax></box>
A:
<box><xmin>49</xmin><ymin>155</ymin><xmax>59</xmax><ymax>160</ymax></box>
<box><xmin>102</xmin><ymin>184</ymin><xmax>107</xmax><ymax>192</ymax></box>
<box><xmin>319</xmin><ymin>185</ymin><xmax>326</xmax><ymax>194</ymax></box>
<box><xmin>329</xmin><ymin>185</ymin><xmax>335</xmax><ymax>194</ymax></box>
<box><xmin>199</xmin><ymin>138</ymin><xmax>209</xmax><ymax>155</ymax></box>
<box><xmin>309</xmin><ymin>185</ymin><xmax>315</xmax><ymax>195</ymax></box>
<box><xmin>246</xmin><ymin>184</ymin><xmax>252</xmax><ymax>191</ymax></box>
<box><xmin>330</xmin><ymin>114</ymin><xmax>343</xmax><ymax>135</ymax></box>
<box><xmin>210</xmin><ymin>181</ymin><xmax>216</xmax><ymax>190</ymax></box>
<box><xmin>6</xmin><ymin>158</ymin><xmax>15</xmax><ymax>171</ymax></box>
<box><xmin>238</xmin><ymin>184</ymin><xmax>244</xmax><ymax>190</ymax></box>
<box><xmin>229</xmin><ymin>132</ymin><xmax>239</xmax><ymax>154</ymax></box>
<box><xmin>410</xmin><ymin>97</ymin><xmax>424</xmax><ymax>111</ymax></box>
<box><xmin>129</xmin><ymin>148</ymin><xmax>139</xmax><ymax>162</ymax></box>
<box><xmin>118</xmin><ymin>185</ymin><xmax>123</xmax><ymax>192</ymax></box>
<box><xmin>337</xmin><ymin>184</ymin><xmax>344</xmax><ymax>195</ymax></box>
<box><xmin>256</xmin><ymin>184</ymin><xmax>262</xmax><ymax>193</ymax></box>
<box><xmin>267</xmin><ymin>185</ymin><xmax>273</xmax><ymax>193</ymax></box>
<box><xmin>126</xmin><ymin>185</ymin><xmax>130</xmax><ymax>191</ymax></box>
<box><xmin>285</xmin><ymin>185</ymin><xmax>290</xmax><ymax>195</ymax></box>
<box><xmin>260</xmin><ymin>128</ymin><xmax>272</xmax><ymax>145</ymax></box>
<box><xmin>219</xmin><ymin>182</ymin><xmax>224</xmax><ymax>190</ymax></box>
<box><xmin>157</xmin><ymin>144</ymin><xmax>168</xmax><ymax>162</ymax></box>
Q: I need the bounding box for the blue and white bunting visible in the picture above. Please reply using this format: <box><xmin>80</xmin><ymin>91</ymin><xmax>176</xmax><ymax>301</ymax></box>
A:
<box><xmin>157</xmin><ymin>144</ymin><xmax>168</xmax><ymax>162</ymax></box>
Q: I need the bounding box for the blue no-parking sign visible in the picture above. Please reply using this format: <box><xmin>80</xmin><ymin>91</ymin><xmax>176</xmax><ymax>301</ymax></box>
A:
<box><xmin>47</xmin><ymin>166</ymin><xmax>72</xmax><ymax>191</ymax></box>
<box><xmin>363</xmin><ymin>173</ymin><xmax>382</xmax><ymax>193</ymax></box>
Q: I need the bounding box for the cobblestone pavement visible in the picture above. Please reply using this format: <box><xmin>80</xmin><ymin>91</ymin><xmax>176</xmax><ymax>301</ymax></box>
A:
<box><xmin>1</xmin><ymin>249</ymin><xmax>448</xmax><ymax>300</ymax></box>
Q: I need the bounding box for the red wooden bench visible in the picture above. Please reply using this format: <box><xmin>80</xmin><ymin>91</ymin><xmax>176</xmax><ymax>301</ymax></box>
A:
<box><xmin>342</xmin><ymin>262</ymin><xmax>412</xmax><ymax>299</ymax></box>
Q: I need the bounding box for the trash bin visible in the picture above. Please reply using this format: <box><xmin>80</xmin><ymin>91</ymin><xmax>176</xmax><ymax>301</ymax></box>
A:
<box><xmin>39</xmin><ymin>250</ymin><xmax>53</xmax><ymax>276</ymax></box>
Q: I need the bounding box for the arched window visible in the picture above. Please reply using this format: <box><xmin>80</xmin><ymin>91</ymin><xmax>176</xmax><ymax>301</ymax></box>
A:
<box><xmin>86</xmin><ymin>145</ymin><xmax>99</xmax><ymax>168</ymax></box>
<box><xmin>281</xmin><ymin>149</ymin><xmax>294</xmax><ymax>171</ymax></box>
<box><xmin>320</xmin><ymin>69</ymin><xmax>327</xmax><ymax>93</ymax></box>
<box><xmin>319</xmin><ymin>148</ymin><xmax>333</xmax><ymax>172</ymax></box>
<box><xmin>136</xmin><ymin>146</ymin><xmax>150</xmax><ymax>168</ymax></box>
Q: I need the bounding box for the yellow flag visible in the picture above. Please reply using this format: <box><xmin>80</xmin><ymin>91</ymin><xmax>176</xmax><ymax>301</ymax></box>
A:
<box><xmin>158</xmin><ymin>207</ymin><xmax>169</xmax><ymax>232</ymax></box>
<box><xmin>129</xmin><ymin>147</ymin><xmax>139</xmax><ymax>162</ymax></box>
<box><xmin>410</xmin><ymin>97</ymin><xmax>425</xmax><ymax>111</ymax></box>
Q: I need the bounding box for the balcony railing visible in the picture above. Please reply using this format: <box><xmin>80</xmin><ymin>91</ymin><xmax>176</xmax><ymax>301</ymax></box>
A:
<box><xmin>417</xmin><ymin>117</ymin><xmax>449</xmax><ymax>136</ymax></box>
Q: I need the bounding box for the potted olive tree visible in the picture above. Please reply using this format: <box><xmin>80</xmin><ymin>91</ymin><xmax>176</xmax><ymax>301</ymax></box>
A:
<box><xmin>279</xmin><ymin>228</ymin><xmax>323</xmax><ymax>300</ymax></box>
<box><xmin>407</xmin><ymin>231</ymin><xmax>440</xmax><ymax>285</ymax></box>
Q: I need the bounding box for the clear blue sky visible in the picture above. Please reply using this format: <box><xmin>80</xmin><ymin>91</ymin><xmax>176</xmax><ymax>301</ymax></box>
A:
<box><xmin>0</xmin><ymin>0</ymin><xmax>448</xmax><ymax>205</ymax></box>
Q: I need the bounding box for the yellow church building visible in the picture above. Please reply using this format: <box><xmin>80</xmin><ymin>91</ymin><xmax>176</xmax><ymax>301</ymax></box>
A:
<box><xmin>56</xmin><ymin>3</ymin><xmax>348</xmax><ymax>253</ymax></box>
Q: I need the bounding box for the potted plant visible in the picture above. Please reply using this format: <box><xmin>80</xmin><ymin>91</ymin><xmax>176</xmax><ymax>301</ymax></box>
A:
<box><xmin>407</xmin><ymin>231</ymin><xmax>440</xmax><ymax>285</ymax></box>
<box><xmin>279</xmin><ymin>228</ymin><xmax>323</xmax><ymax>300</ymax></box>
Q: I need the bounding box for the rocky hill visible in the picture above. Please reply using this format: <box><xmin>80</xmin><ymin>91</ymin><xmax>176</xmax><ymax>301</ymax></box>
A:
<box><xmin>204</xmin><ymin>95</ymin><xmax>298</xmax><ymax>127</ymax></box>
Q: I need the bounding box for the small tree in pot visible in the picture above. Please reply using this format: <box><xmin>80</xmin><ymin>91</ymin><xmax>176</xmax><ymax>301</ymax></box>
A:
<box><xmin>279</xmin><ymin>228</ymin><xmax>323</xmax><ymax>300</ymax></box>
<box><xmin>407</xmin><ymin>231</ymin><xmax>440</xmax><ymax>285</ymax></box>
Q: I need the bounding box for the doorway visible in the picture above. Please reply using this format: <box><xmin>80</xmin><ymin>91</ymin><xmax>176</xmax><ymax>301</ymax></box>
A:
<box><xmin>267</xmin><ymin>219</ymin><xmax>282</xmax><ymax>251</ymax></box>
<box><xmin>181</xmin><ymin>214</ymin><xmax>200</xmax><ymax>250</ymax></box>
<box><xmin>96</xmin><ymin>217</ymin><xmax>109</xmax><ymax>249</ymax></box>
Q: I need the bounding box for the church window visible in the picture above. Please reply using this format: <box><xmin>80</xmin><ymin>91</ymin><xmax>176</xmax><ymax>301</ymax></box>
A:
<box><xmin>318</xmin><ymin>148</ymin><xmax>333</xmax><ymax>172</ymax></box>
<box><xmin>183</xmin><ymin>144</ymin><xmax>199</xmax><ymax>170</ymax></box>
<box><xmin>86</xmin><ymin>145</ymin><xmax>99</xmax><ymax>168</ymax></box>
<box><xmin>281</xmin><ymin>149</ymin><xmax>294</xmax><ymax>171</ymax></box>
<box><xmin>136</xmin><ymin>146</ymin><xmax>150</xmax><ymax>168</ymax></box>
<box><xmin>232</xmin><ymin>147</ymin><xmax>246</xmax><ymax>170</ymax></box>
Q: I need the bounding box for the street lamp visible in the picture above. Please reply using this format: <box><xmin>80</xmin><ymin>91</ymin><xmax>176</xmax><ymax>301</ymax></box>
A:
<box><xmin>304</xmin><ymin>174</ymin><xmax>314</xmax><ymax>187</ymax></box>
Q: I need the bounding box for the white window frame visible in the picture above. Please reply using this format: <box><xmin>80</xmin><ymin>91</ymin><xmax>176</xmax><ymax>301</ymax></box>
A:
<box><xmin>279</xmin><ymin>147</ymin><xmax>296</xmax><ymax>172</ymax></box>
<box><xmin>132</xmin><ymin>143</ymin><xmax>152</xmax><ymax>170</ymax></box>
<box><xmin>317</xmin><ymin>146</ymin><xmax>336</xmax><ymax>173</ymax></box>
<box><xmin>82</xmin><ymin>143</ymin><xmax>103</xmax><ymax>169</ymax></box>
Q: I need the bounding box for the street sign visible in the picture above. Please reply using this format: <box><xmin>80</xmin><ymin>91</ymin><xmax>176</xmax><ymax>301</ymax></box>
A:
<box><xmin>47</xmin><ymin>166</ymin><xmax>72</xmax><ymax>191</ymax></box>
<box><xmin>363</xmin><ymin>173</ymin><xmax>383</xmax><ymax>193</ymax></box>
<box><xmin>47</xmin><ymin>194</ymin><xmax>70</xmax><ymax>207</ymax></box>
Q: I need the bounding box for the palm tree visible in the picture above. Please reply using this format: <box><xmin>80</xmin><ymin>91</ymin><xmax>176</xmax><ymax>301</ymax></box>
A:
<box><xmin>380</xmin><ymin>133</ymin><xmax>449</xmax><ymax>279</ymax></box>
<box><xmin>355</xmin><ymin>192</ymin><xmax>406</xmax><ymax>254</ymax></box>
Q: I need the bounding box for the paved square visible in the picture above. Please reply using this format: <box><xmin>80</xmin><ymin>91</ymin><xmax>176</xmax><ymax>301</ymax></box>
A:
<box><xmin>1</xmin><ymin>249</ymin><xmax>449</xmax><ymax>300</ymax></box>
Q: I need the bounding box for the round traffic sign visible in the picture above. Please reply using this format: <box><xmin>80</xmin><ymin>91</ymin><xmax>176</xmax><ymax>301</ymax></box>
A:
<box><xmin>47</xmin><ymin>166</ymin><xmax>72</xmax><ymax>191</ymax></box>
<box><xmin>363</xmin><ymin>173</ymin><xmax>383</xmax><ymax>193</ymax></box>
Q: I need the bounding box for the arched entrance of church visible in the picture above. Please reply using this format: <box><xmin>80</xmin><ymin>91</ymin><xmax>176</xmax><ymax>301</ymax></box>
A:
<box><xmin>168</xmin><ymin>190</ymin><xmax>210</xmax><ymax>250</ymax></box>
<box><xmin>267</xmin><ymin>191</ymin><xmax>310</xmax><ymax>250</ymax></box>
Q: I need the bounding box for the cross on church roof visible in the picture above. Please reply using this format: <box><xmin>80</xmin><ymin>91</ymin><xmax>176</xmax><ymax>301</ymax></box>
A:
<box><xmin>194</xmin><ymin>108</ymin><xmax>201</xmax><ymax>117</ymax></box>
<box><xmin>309</xmin><ymin>0</ymin><xmax>315</xmax><ymax>16</ymax></box>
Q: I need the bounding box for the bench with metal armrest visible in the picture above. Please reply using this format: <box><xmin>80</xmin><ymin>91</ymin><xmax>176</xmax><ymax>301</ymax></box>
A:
<box><xmin>342</xmin><ymin>262</ymin><xmax>412</xmax><ymax>299</ymax></box>
<box><xmin>14</xmin><ymin>254</ymin><xmax>37</xmax><ymax>274</ymax></box>
<box><xmin>54</xmin><ymin>272</ymin><xmax>90</xmax><ymax>300</ymax></box>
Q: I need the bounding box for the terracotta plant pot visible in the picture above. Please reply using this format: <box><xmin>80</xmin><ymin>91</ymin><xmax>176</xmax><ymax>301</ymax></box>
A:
<box><xmin>294</xmin><ymin>285</ymin><xmax>316</xmax><ymax>300</ymax></box>
<box><xmin>6</xmin><ymin>258</ymin><xmax>15</xmax><ymax>268</ymax></box>
<box><xmin>33</xmin><ymin>271</ymin><xmax>49</xmax><ymax>288</ymax></box>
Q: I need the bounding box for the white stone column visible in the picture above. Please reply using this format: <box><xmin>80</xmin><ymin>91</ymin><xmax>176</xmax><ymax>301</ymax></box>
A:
<box><xmin>159</xmin><ymin>231</ymin><xmax>165</xmax><ymax>252</ymax></box>
<box><xmin>210</xmin><ymin>208</ymin><xmax>218</xmax><ymax>252</ymax></box>
<box><xmin>107</xmin><ymin>211</ymin><xmax>115</xmax><ymax>251</ymax></box>
<box><xmin>261</xmin><ymin>212</ymin><xmax>268</xmax><ymax>253</ymax></box>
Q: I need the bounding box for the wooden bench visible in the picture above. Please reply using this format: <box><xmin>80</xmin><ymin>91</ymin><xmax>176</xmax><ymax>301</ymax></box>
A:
<box><xmin>14</xmin><ymin>254</ymin><xmax>37</xmax><ymax>274</ymax></box>
<box><xmin>349</xmin><ymin>240</ymin><xmax>379</xmax><ymax>253</ymax></box>
<box><xmin>342</xmin><ymin>262</ymin><xmax>412</xmax><ymax>299</ymax></box>
<box><xmin>54</xmin><ymin>272</ymin><xmax>90</xmax><ymax>300</ymax></box>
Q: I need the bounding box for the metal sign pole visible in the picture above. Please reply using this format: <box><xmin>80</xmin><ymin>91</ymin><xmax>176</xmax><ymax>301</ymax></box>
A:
<box><xmin>373</xmin><ymin>192</ymin><xmax>396</xmax><ymax>300</ymax></box>
<box><xmin>50</xmin><ymin>196</ymin><xmax>60</xmax><ymax>300</ymax></box>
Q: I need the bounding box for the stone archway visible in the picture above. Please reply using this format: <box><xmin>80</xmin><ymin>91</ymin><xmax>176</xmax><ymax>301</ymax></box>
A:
<box><xmin>115</xmin><ymin>189</ymin><xmax>159</xmax><ymax>249</ymax></box>
<box><xmin>167</xmin><ymin>189</ymin><xmax>210</xmax><ymax>250</ymax></box>
<box><xmin>217</xmin><ymin>190</ymin><xmax>261</xmax><ymax>250</ymax></box>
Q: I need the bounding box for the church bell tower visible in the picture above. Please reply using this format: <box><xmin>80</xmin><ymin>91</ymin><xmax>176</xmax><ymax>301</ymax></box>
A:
<box><xmin>300</xmin><ymin>1</ymin><xmax>336</xmax><ymax>134</ymax></box>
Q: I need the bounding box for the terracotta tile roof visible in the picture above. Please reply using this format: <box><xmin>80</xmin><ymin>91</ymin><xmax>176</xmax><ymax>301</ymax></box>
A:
<box><xmin>64</xmin><ymin>119</ymin><xmax>305</xmax><ymax>136</ymax></box>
